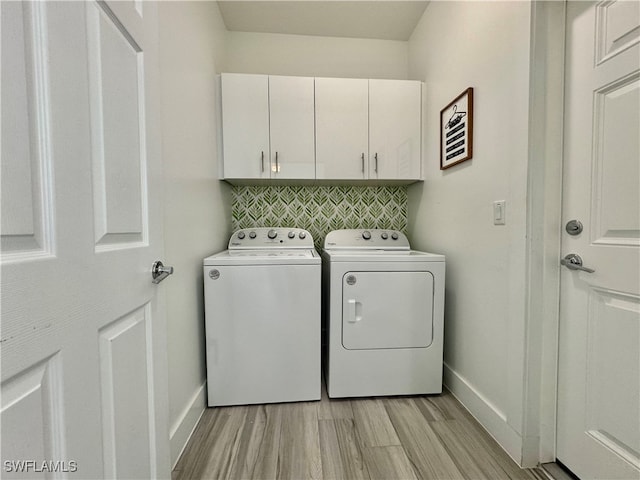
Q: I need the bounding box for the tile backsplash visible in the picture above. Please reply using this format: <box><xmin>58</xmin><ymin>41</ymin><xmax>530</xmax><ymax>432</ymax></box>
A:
<box><xmin>231</xmin><ymin>185</ymin><xmax>408</xmax><ymax>251</ymax></box>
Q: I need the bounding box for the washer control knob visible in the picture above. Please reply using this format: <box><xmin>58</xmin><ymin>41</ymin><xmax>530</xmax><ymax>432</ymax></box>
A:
<box><xmin>391</xmin><ymin>232</ymin><xmax>399</xmax><ymax>240</ymax></box>
<box><xmin>288</xmin><ymin>231</ymin><xmax>296</xmax><ymax>239</ymax></box>
<box><xmin>381</xmin><ymin>232</ymin><xmax>388</xmax><ymax>240</ymax></box>
<box><xmin>299</xmin><ymin>231</ymin><xmax>307</xmax><ymax>239</ymax></box>
<box><xmin>237</xmin><ymin>231</ymin><xmax>246</xmax><ymax>239</ymax></box>
<box><xmin>362</xmin><ymin>230</ymin><xmax>371</xmax><ymax>240</ymax></box>
<box><xmin>267</xmin><ymin>229</ymin><xmax>277</xmax><ymax>239</ymax></box>
<box><xmin>249</xmin><ymin>231</ymin><xmax>257</xmax><ymax>239</ymax></box>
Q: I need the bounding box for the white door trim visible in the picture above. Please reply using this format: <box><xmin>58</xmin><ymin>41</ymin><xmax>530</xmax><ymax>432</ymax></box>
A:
<box><xmin>520</xmin><ymin>0</ymin><xmax>567</xmax><ymax>466</ymax></box>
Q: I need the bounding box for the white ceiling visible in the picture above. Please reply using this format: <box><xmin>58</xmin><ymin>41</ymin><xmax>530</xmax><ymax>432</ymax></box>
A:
<box><xmin>217</xmin><ymin>1</ymin><xmax>430</xmax><ymax>41</ymax></box>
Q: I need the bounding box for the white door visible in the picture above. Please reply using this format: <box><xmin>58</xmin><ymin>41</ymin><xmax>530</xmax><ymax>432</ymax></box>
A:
<box><xmin>557</xmin><ymin>1</ymin><xmax>640</xmax><ymax>479</ymax></box>
<box><xmin>369</xmin><ymin>79</ymin><xmax>422</xmax><ymax>180</ymax></box>
<box><xmin>1</xmin><ymin>2</ymin><xmax>170</xmax><ymax>479</ymax></box>
<box><xmin>269</xmin><ymin>76</ymin><xmax>315</xmax><ymax>179</ymax></box>
<box><xmin>315</xmin><ymin>77</ymin><xmax>369</xmax><ymax>179</ymax></box>
<box><xmin>221</xmin><ymin>73</ymin><xmax>270</xmax><ymax>179</ymax></box>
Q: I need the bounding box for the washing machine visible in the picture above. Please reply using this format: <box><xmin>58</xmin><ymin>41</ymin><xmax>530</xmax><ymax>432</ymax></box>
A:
<box><xmin>322</xmin><ymin>229</ymin><xmax>445</xmax><ymax>398</ymax></box>
<box><xmin>203</xmin><ymin>227</ymin><xmax>321</xmax><ymax>406</ymax></box>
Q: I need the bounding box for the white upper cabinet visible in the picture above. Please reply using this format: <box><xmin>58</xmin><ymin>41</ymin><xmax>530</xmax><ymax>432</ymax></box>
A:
<box><xmin>221</xmin><ymin>74</ymin><xmax>315</xmax><ymax>180</ymax></box>
<box><xmin>221</xmin><ymin>73</ymin><xmax>422</xmax><ymax>183</ymax></box>
<box><xmin>369</xmin><ymin>79</ymin><xmax>422</xmax><ymax>180</ymax></box>
<box><xmin>315</xmin><ymin>78</ymin><xmax>369</xmax><ymax>179</ymax></box>
<box><xmin>269</xmin><ymin>76</ymin><xmax>315</xmax><ymax>179</ymax></box>
<box><xmin>221</xmin><ymin>73</ymin><xmax>270</xmax><ymax>179</ymax></box>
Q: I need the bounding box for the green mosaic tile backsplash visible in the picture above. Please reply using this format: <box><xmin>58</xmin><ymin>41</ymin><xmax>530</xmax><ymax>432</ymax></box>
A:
<box><xmin>231</xmin><ymin>185</ymin><xmax>408</xmax><ymax>251</ymax></box>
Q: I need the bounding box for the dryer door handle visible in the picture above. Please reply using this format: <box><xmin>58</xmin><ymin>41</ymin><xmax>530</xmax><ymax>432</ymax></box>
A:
<box><xmin>346</xmin><ymin>299</ymin><xmax>363</xmax><ymax>323</ymax></box>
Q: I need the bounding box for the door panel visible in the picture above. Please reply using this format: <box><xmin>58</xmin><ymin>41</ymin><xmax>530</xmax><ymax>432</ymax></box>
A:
<box><xmin>557</xmin><ymin>2</ymin><xmax>640</xmax><ymax>478</ymax></box>
<box><xmin>87</xmin><ymin>1</ymin><xmax>147</xmax><ymax>249</ymax></box>
<box><xmin>342</xmin><ymin>271</ymin><xmax>433</xmax><ymax>350</ymax></box>
<box><xmin>584</xmin><ymin>289</ymin><xmax>640</xmax><ymax>467</ymax></box>
<box><xmin>591</xmin><ymin>74</ymin><xmax>639</xmax><ymax>246</ymax></box>
<box><xmin>99</xmin><ymin>306</ymin><xmax>153</xmax><ymax>479</ymax></box>
<box><xmin>0</xmin><ymin>1</ymin><xmax>54</xmax><ymax>258</ymax></box>
<box><xmin>1</xmin><ymin>355</ymin><xmax>66</xmax><ymax>474</ymax></box>
<box><xmin>595</xmin><ymin>0</ymin><xmax>639</xmax><ymax>65</ymax></box>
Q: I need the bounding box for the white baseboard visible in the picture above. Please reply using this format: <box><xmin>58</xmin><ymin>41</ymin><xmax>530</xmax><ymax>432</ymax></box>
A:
<box><xmin>444</xmin><ymin>363</ymin><xmax>524</xmax><ymax>466</ymax></box>
<box><xmin>170</xmin><ymin>382</ymin><xmax>207</xmax><ymax>469</ymax></box>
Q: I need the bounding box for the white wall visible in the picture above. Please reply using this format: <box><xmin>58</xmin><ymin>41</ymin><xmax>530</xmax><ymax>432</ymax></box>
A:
<box><xmin>158</xmin><ymin>1</ymin><xmax>231</xmax><ymax>467</ymax></box>
<box><xmin>407</xmin><ymin>1</ymin><xmax>532</xmax><ymax>464</ymax></box>
<box><xmin>225</xmin><ymin>31</ymin><xmax>408</xmax><ymax>79</ymax></box>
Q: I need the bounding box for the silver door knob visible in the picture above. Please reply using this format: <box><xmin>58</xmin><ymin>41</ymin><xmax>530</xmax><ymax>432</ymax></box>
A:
<box><xmin>152</xmin><ymin>260</ymin><xmax>174</xmax><ymax>284</ymax></box>
<box><xmin>561</xmin><ymin>254</ymin><xmax>595</xmax><ymax>273</ymax></box>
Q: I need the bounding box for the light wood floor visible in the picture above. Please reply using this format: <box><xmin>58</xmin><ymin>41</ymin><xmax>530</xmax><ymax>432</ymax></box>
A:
<box><xmin>173</xmin><ymin>386</ymin><xmax>549</xmax><ymax>480</ymax></box>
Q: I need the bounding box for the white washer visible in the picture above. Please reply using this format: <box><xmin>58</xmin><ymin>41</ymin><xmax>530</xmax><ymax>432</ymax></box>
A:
<box><xmin>322</xmin><ymin>229</ymin><xmax>445</xmax><ymax>398</ymax></box>
<box><xmin>203</xmin><ymin>227</ymin><xmax>321</xmax><ymax>406</ymax></box>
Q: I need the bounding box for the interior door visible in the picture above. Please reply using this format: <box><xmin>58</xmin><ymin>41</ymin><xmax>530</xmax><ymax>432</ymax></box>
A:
<box><xmin>557</xmin><ymin>1</ymin><xmax>640</xmax><ymax>479</ymax></box>
<box><xmin>1</xmin><ymin>1</ymin><xmax>170</xmax><ymax>478</ymax></box>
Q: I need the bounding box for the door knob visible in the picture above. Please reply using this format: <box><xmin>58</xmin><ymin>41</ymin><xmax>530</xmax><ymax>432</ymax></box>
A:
<box><xmin>561</xmin><ymin>254</ymin><xmax>595</xmax><ymax>273</ymax></box>
<box><xmin>152</xmin><ymin>261</ymin><xmax>174</xmax><ymax>284</ymax></box>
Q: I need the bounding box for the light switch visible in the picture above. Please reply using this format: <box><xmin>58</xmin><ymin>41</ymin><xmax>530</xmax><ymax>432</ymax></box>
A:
<box><xmin>493</xmin><ymin>200</ymin><xmax>506</xmax><ymax>225</ymax></box>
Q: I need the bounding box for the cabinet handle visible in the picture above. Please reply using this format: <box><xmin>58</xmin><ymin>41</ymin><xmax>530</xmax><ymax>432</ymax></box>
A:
<box><xmin>261</xmin><ymin>151</ymin><xmax>264</xmax><ymax>172</ymax></box>
<box><xmin>361</xmin><ymin>153</ymin><xmax>365</xmax><ymax>173</ymax></box>
<box><xmin>374</xmin><ymin>153</ymin><xmax>378</xmax><ymax>173</ymax></box>
<box><xmin>275</xmin><ymin>151</ymin><xmax>279</xmax><ymax>173</ymax></box>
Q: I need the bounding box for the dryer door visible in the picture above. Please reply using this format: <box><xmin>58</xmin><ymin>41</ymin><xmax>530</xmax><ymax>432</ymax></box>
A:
<box><xmin>342</xmin><ymin>271</ymin><xmax>433</xmax><ymax>350</ymax></box>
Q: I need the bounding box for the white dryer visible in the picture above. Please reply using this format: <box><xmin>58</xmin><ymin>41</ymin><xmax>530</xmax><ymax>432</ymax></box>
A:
<box><xmin>322</xmin><ymin>229</ymin><xmax>445</xmax><ymax>398</ymax></box>
<box><xmin>203</xmin><ymin>228</ymin><xmax>320</xmax><ymax>406</ymax></box>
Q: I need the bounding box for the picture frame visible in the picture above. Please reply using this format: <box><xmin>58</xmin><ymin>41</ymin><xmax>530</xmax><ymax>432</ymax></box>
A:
<box><xmin>440</xmin><ymin>87</ymin><xmax>474</xmax><ymax>170</ymax></box>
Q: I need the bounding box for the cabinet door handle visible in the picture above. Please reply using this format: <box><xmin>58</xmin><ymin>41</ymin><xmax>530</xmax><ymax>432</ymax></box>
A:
<box><xmin>275</xmin><ymin>151</ymin><xmax>279</xmax><ymax>173</ymax></box>
<box><xmin>361</xmin><ymin>153</ymin><xmax>365</xmax><ymax>173</ymax></box>
<box><xmin>261</xmin><ymin>151</ymin><xmax>264</xmax><ymax>172</ymax></box>
<box><xmin>374</xmin><ymin>153</ymin><xmax>378</xmax><ymax>173</ymax></box>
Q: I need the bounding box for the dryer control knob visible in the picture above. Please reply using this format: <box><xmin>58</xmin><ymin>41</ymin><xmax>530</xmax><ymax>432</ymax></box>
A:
<box><xmin>249</xmin><ymin>231</ymin><xmax>257</xmax><ymax>239</ymax></box>
<box><xmin>299</xmin><ymin>231</ymin><xmax>307</xmax><ymax>239</ymax></box>
<box><xmin>288</xmin><ymin>231</ymin><xmax>295</xmax><ymax>239</ymax></box>
<box><xmin>362</xmin><ymin>230</ymin><xmax>371</xmax><ymax>240</ymax></box>
<box><xmin>237</xmin><ymin>231</ymin><xmax>246</xmax><ymax>239</ymax></box>
<box><xmin>268</xmin><ymin>229</ymin><xmax>277</xmax><ymax>239</ymax></box>
<box><xmin>391</xmin><ymin>232</ymin><xmax>399</xmax><ymax>240</ymax></box>
<box><xmin>381</xmin><ymin>232</ymin><xmax>388</xmax><ymax>240</ymax></box>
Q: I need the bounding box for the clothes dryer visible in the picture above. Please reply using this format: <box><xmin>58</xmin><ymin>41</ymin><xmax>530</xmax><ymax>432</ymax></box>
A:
<box><xmin>204</xmin><ymin>228</ymin><xmax>320</xmax><ymax>406</ymax></box>
<box><xmin>322</xmin><ymin>229</ymin><xmax>445</xmax><ymax>398</ymax></box>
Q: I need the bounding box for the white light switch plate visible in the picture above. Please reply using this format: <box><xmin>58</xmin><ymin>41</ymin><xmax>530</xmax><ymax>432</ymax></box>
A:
<box><xmin>493</xmin><ymin>200</ymin><xmax>506</xmax><ymax>225</ymax></box>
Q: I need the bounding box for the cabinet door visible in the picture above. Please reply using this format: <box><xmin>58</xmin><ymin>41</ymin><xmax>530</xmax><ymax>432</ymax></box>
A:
<box><xmin>369</xmin><ymin>79</ymin><xmax>422</xmax><ymax>180</ymax></box>
<box><xmin>221</xmin><ymin>73</ymin><xmax>270</xmax><ymax>179</ymax></box>
<box><xmin>269</xmin><ymin>76</ymin><xmax>315</xmax><ymax>179</ymax></box>
<box><xmin>315</xmin><ymin>78</ymin><xmax>369</xmax><ymax>179</ymax></box>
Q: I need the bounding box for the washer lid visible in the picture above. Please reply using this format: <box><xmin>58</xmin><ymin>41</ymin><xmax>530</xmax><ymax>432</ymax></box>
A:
<box><xmin>324</xmin><ymin>229</ymin><xmax>410</xmax><ymax>251</ymax></box>
<box><xmin>204</xmin><ymin>249</ymin><xmax>320</xmax><ymax>266</ymax></box>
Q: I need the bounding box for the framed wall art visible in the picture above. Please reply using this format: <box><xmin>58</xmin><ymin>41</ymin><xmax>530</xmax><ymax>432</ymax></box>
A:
<box><xmin>440</xmin><ymin>87</ymin><xmax>473</xmax><ymax>170</ymax></box>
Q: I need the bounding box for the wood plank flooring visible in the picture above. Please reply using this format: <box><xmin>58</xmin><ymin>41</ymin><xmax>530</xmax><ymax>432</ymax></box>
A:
<box><xmin>173</xmin><ymin>386</ymin><xmax>550</xmax><ymax>480</ymax></box>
